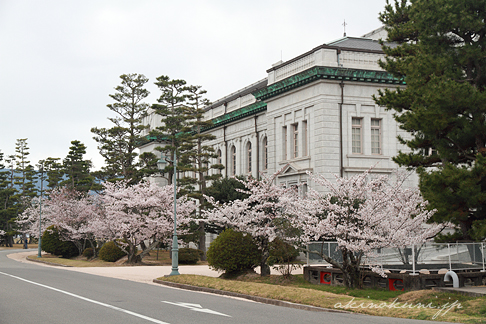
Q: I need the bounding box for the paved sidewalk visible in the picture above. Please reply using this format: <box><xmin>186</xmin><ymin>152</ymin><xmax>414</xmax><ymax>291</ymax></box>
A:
<box><xmin>7</xmin><ymin>251</ymin><xmax>221</xmax><ymax>284</ymax></box>
<box><xmin>8</xmin><ymin>251</ymin><xmax>294</xmax><ymax>284</ymax></box>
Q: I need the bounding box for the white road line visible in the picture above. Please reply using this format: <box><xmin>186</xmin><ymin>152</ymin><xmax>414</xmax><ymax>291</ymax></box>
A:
<box><xmin>0</xmin><ymin>271</ymin><xmax>170</xmax><ymax>324</ymax></box>
<box><xmin>162</xmin><ymin>301</ymin><xmax>231</xmax><ymax>317</ymax></box>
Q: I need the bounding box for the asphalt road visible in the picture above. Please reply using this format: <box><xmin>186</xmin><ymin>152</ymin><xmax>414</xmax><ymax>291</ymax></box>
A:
<box><xmin>0</xmin><ymin>249</ymin><xmax>450</xmax><ymax>324</ymax></box>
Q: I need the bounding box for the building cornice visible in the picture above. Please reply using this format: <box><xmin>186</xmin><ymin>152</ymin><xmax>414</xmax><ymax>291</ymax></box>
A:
<box><xmin>253</xmin><ymin>66</ymin><xmax>405</xmax><ymax>101</ymax></box>
<box><xmin>202</xmin><ymin>101</ymin><xmax>267</xmax><ymax>132</ymax></box>
<box><xmin>266</xmin><ymin>45</ymin><xmax>384</xmax><ymax>73</ymax></box>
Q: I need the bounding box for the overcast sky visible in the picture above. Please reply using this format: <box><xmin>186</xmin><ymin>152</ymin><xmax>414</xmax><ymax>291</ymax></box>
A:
<box><xmin>0</xmin><ymin>0</ymin><xmax>388</xmax><ymax>170</ymax></box>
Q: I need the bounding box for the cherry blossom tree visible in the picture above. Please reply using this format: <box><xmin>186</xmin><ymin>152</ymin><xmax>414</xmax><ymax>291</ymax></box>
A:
<box><xmin>204</xmin><ymin>170</ymin><xmax>301</xmax><ymax>276</ymax></box>
<box><xmin>18</xmin><ymin>188</ymin><xmax>98</xmax><ymax>255</ymax></box>
<box><xmin>93</xmin><ymin>181</ymin><xmax>195</xmax><ymax>264</ymax></box>
<box><xmin>294</xmin><ymin>170</ymin><xmax>445</xmax><ymax>288</ymax></box>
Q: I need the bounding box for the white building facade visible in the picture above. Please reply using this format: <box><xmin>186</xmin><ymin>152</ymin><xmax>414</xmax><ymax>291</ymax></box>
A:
<box><xmin>140</xmin><ymin>29</ymin><xmax>416</xmax><ymax>192</ymax></box>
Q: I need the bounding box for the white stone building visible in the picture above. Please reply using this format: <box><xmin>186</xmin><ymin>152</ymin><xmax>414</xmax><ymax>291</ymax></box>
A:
<box><xmin>140</xmin><ymin>28</ymin><xmax>416</xmax><ymax>193</ymax></box>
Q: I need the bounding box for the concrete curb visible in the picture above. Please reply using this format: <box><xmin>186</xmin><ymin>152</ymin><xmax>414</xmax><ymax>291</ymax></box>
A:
<box><xmin>153</xmin><ymin>279</ymin><xmax>348</xmax><ymax>314</ymax></box>
<box><xmin>25</xmin><ymin>256</ymin><xmax>72</xmax><ymax>267</ymax></box>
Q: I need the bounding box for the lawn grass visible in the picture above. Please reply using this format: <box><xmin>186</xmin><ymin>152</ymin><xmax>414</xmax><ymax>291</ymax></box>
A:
<box><xmin>159</xmin><ymin>274</ymin><xmax>486</xmax><ymax>323</ymax></box>
<box><xmin>26</xmin><ymin>250</ymin><xmax>206</xmax><ymax>267</ymax></box>
<box><xmin>0</xmin><ymin>243</ymin><xmax>39</xmax><ymax>250</ymax></box>
<box><xmin>27</xmin><ymin>254</ymin><xmax>119</xmax><ymax>267</ymax></box>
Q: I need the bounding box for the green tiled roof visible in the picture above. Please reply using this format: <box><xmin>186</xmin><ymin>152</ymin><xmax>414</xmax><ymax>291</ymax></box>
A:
<box><xmin>253</xmin><ymin>66</ymin><xmax>405</xmax><ymax>101</ymax></box>
<box><xmin>202</xmin><ymin>101</ymin><xmax>267</xmax><ymax>131</ymax></box>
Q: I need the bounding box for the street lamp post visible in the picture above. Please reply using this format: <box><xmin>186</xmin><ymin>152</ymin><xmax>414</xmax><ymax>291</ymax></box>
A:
<box><xmin>37</xmin><ymin>162</ymin><xmax>44</xmax><ymax>258</ymax></box>
<box><xmin>169</xmin><ymin>149</ymin><xmax>180</xmax><ymax>275</ymax></box>
<box><xmin>158</xmin><ymin>151</ymin><xmax>179</xmax><ymax>276</ymax></box>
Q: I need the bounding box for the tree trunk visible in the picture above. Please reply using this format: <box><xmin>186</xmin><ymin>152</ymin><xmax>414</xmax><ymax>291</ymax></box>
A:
<box><xmin>198</xmin><ymin>221</ymin><xmax>206</xmax><ymax>261</ymax></box>
<box><xmin>260</xmin><ymin>239</ymin><xmax>271</xmax><ymax>276</ymax></box>
<box><xmin>126</xmin><ymin>243</ymin><xmax>141</xmax><ymax>264</ymax></box>
<box><xmin>140</xmin><ymin>240</ymin><xmax>149</xmax><ymax>256</ymax></box>
<box><xmin>127</xmin><ymin>253</ymin><xmax>141</xmax><ymax>264</ymax></box>
<box><xmin>341</xmin><ymin>250</ymin><xmax>361</xmax><ymax>288</ymax></box>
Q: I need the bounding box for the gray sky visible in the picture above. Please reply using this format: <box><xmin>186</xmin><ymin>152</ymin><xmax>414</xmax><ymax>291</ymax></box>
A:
<box><xmin>0</xmin><ymin>0</ymin><xmax>388</xmax><ymax>170</ymax></box>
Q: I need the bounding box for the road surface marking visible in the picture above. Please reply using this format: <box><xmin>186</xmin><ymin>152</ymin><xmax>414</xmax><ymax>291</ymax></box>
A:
<box><xmin>0</xmin><ymin>271</ymin><xmax>170</xmax><ymax>324</ymax></box>
<box><xmin>162</xmin><ymin>301</ymin><xmax>231</xmax><ymax>317</ymax></box>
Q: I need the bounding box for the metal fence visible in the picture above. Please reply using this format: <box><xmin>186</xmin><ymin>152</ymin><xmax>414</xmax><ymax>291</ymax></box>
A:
<box><xmin>306</xmin><ymin>242</ymin><xmax>486</xmax><ymax>274</ymax></box>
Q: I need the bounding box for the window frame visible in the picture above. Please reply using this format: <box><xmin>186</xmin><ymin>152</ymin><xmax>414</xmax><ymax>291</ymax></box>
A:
<box><xmin>371</xmin><ymin>118</ymin><xmax>382</xmax><ymax>155</ymax></box>
<box><xmin>351</xmin><ymin>117</ymin><xmax>363</xmax><ymax>154</ymax></box>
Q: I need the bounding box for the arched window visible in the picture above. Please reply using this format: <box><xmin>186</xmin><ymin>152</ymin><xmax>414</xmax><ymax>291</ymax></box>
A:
<box><xmin>231</xmin><ymin>146</ymin><xmax>237</xmax><ymax>176</ymax></box>
<box><xmin>262</xmin><ymin>137</ymin><xmax>268</xmax><ymax>170</ymax></box>
<box><xmin>216</xmin><ymin>149</ymin><xmax>222</xmax><ymax>174</ymax></box>
<box><xmin>247</xmin><ymin>142</ymin><xmax>252</xmax><ymax>174</ymax></box>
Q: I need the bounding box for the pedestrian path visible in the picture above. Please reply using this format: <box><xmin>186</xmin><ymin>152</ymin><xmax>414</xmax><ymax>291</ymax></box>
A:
<box><xmin>7</xmin><ymin>251</ymin><xmax>291</xmax><ymax>285</ymax></box>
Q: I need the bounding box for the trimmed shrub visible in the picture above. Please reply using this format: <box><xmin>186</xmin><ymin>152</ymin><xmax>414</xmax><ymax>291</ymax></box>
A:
<box><xmin>41</xmin><ymin>225</ymin><xmax>78</xmax><ymax>258</ymax></box>
<box><xmin>98</xmin><ymin>241</ymin><xmax>127</xmax><ymax>262</ymax></box>
<box><xmin>178</xmin><ymin>248</ymin><xmax>202</xmax><ymax>265</ymax></box>
<box><xmin>268</xmin><ymin>238</ymin><xmax>299</xmax><ymax>265</ymax></box>
<box><xmin>206</xmin><ymin>229</ymin><xmax>260</xmax><ymax>274</ymax></box>
<box><xmin>82</xmin><ymin>247</ymin><xmax>94</xmax><ymax>259</ymax></box>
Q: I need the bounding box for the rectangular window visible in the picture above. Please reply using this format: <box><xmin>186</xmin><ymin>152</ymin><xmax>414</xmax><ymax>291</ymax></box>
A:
<box><xmin>232</xmin><ymin>147</ymin><xmax>236</xmax><ymax>176</ymax></box>
<box><xmin>371</xmin><ymin>119</ymin><xmax>381</xmax><ymax>154</ymax></box>
<box><xmin>300</xmin><ymin>182</ymin><xmax>308</xmax><ymax>198</ymax></box>
<box><xmin>247</xmin><ymin>144</ymin><xmax>252</xmax><ymax>173</ymax></box>
<box><xmin>283</xmin><ymin>126</ymin><xmax>287</xmax><ymax>160</ymax></box>
<box><xmin>263</xmin><ymin>137</ymin><xmax>268</xmax><ymax>170</ymax></box>
<box><xmin>292</xmin><ymin>123</ymin><xmax>298</xmax><ymax>158</ymax></box>
<box><xmin>352</xmin><ymin>118</ymin><xmax>362</xmax><ymax>154</ymax></box>
<box><xmin>217</xmin><ymin>150</ymin><xmax>222</xmax><ymax>174</ymax></box>
<box><xmin>302</xmin><ymin>121</ymin><xmax>307</xmax><ymax>156</ymax></box>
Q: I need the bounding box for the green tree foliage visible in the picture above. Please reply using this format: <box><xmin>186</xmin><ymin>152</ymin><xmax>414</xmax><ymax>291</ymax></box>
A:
<box><xmin>0</xmin><ymin>152</ymin><xmax>17</xmax><ymax>246</ymax></box>
<box><xmin>13</xmin><ymin>139</ymin><xmax>38</xmax><ymax>246</ymax></box>
<box><xmin>204</xmin><ymin>177</ymin><xmax>250</xmax><ymax>235</ymax></box>
<box><xmin>205</xmin><ymin>177</ymin><xmax>249</xmax><ymax>205</ymax></box>
<box><xmin>178</xmin><ymin>85</ymin><xmax>223</xmax><ymax>259</ymax></box>
<box><xmin>179</xmin><ymin>85</ymin><xmax>222</xmax><ymax>199</ymax></box>
<box><xmin>43</xmin><ymin>157</ymin><xmax>64</xmax><ymax>190</ymax></box>
<box><xmin>206</xmin><ymin>229</ymin><xmax>261</xmax><ymax>275</ymax></box>
<box><xmin>61</xmin><ymin>140</ymin><xmax>98</xmax><ymax>192</ymax></box>
<box><xmin>91</xmin><ymin>73</ymin><xmax>156</xmax><ymax>184</ymax></box>
<box><xmin>41</xmin><ymin>225</ymin><xmax>78</xmax><ymax>258</ymax></box>
<box><xmin>375</xmin><ymin>0</ymin><xmax>486</xmax><ymax>241</ymax></box>
<box><xmin>150</xmin><ymin>75</ymin><xmax>192</xmax><ymax>186</ymax></box>
<box><xmin>14</xmin><ymin>139</ymin><xmax>38</xmax><ymax>205</ymax></box>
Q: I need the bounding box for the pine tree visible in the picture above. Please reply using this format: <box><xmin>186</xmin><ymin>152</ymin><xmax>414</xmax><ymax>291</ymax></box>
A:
<box><xmin>62</xmin><ymin>140</ymin><xmax>97</xmax><ymax>193</ymax></box>
<box><xmin>178</xmin><ymin>85</ymin><xmax>224</xmax><ymax>258</ymax></box>
<box><xmin>43</xmin><ymin>157</ymin><xmax>64</xmax><ymax>190</ymax></box>
<box><xmin>0</xmin><ymin>151</ymin><xmax>18</xmax><ymax>246</ymax></box>
<box><xmin>92</xmin><ymin>73</ymin><xmax>155</xmax><ymax>183</ymax></box>
<box><xmin>151</xmin><ymin>75</ymin><xmax>192</xmax><ymax>185</ymax></box>
<box><xmin>12</xmin><ymin>139</ymin><xmax>38</xmax><ymax>247</ymax></box>
<box><xmin>375</xmin><ymin>0</ymin><xmax>486</xmax><ymax>241</ymax></box>
<box><xmin>13</xmin><ymin>139</ymin><xmax>38</xmax><ymax>207</ymax></box>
